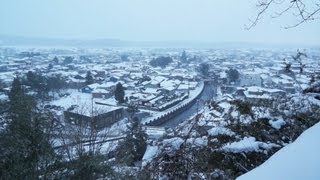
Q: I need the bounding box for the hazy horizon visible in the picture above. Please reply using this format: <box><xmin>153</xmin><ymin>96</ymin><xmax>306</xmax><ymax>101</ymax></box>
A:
<box><xmin>1</xmin><ymin>0</ymin><xmax>319</xmax><ymax>45</ymax></box>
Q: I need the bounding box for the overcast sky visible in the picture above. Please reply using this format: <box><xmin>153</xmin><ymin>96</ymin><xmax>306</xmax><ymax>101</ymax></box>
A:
<box><xmin>0</xmin><ymin>0</ymin><xmax>319</xmax><ymax>45</ymax></box>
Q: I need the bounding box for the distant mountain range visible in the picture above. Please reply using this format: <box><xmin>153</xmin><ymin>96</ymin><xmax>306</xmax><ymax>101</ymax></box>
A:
<box><xmin>0</xmin><ymin>35</ymin><xmax>318</xmax><ymax>48</ymax></box>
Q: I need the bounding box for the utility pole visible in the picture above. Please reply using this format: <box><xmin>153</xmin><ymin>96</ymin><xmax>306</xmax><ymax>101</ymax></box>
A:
<box><xmin>197</xmin><ymin>99</ymin><xmax>199</xmax><ymax>116</ymax></box>
<box><xmin>188</xmin><ymin>80</ymin><xmax>190</xmax><ymax>96</ymax></box>
<box><xmin>91</xmin><ymin>94</ymin><xmax>94</xmax><ymax>117</ymax></box>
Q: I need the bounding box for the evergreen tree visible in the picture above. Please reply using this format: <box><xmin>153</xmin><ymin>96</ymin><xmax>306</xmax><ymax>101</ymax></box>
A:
<box><xmin>199</xmin><ymin>62</ymin><xmax>209</xmax><ymax>77</ymax></box>
<box><xmin>85</xmin><ymin>71</ymin><xmax>94</xmax><ymax>85</ymax></box>
<box><xmin>226</xmin><ymin>68</ymin><xmax>240</xmax><ymax>83</ymax></box>
<box><xmin>63</xmin><ymin>56</ymin><xmax>73</xmax><ymax>64</ymax></box>
<box><xmin>0</xmin><ymin>78</ymin><xmax>54</xmax><ymax>179</ymax></box>
<box><xmin>53</xmin><ymin>56</ymin><xmax>59</xmax><ymax>64</ymax></box>
<box><xmin>48</xmin><ymin>63</ymin><xmax>53</xmax><ymax>70</ymax></box>
<box><xmin>25</xmin><ymin>71</ymin><xmax>49</xmax><ymax>99</ymax></box>
<box><xmin>114</xmin><ymin>82</ymin><xmax>125</xmax><ymax>103</ymax></box>
<box><xmin>8</xmin><ymin>77</ymin><xmax>35</xmax><ymax>122</ymax></box>
<box><xmin>70</xmin><ymin>152</ymin><xmax>114</xmax><ymax>180</ymax></box>
<box><xmin>181</xmin><ymin>50</ymin><xmax>187</xmax><ymax>62</ymax></box>
<box><xmin>115</xmin><ymin>117</ymin><xmax>147</xmax><ymax>166</ymax></box>
<box><xmin>149</xmin><ymin>56</ymin><xmax>173</xmax><ymax>68</ymax></box>
<box><xmin>26</xmin><ymin>70</ymin><xmax>36</xmax><ymax>86</ymax></box>
<box><xmin>120</xmin><ymin>54</ymin><xmax>129</xmax><ymax>61</ymax></box>
<box><xmin>0</xmin><ymin>79</ymin><xmax>5</xmax><ymax>90</ymax></box>
<box><xmin>46</xmin><ymin>74</ymin><xmax>66</xmax><ymax>93</ymax></box>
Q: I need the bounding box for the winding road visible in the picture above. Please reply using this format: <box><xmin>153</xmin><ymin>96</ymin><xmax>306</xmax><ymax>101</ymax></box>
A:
<box><xmin>159</xmin><ymin>82</ymin><xmax>216</xmax><ymax>128</ymax></box>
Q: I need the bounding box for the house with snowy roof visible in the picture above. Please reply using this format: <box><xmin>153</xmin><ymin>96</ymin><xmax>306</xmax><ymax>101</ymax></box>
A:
<box><xmin>237</xmin><ymin>86</ymin><xmax>285</xmax><ymax>106</ymax></box>
<box><xmin>64</xmin><ymin>104</ymin><xmax>124</xmax><ymax>129</ymax></box>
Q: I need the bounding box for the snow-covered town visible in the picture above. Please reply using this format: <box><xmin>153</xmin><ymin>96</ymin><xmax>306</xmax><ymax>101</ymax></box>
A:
<box><xmin>1</xmin><ymin>0</ymin><xmax>320</xmax><ymax>179</ymax></box>
<box><xmin>1</xmin><ymin>46</ymin><xmax>320</xmax><ymax>179</ymax></box>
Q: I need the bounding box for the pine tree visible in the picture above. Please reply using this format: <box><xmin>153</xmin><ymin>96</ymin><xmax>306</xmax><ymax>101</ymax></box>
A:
<box><xmin>0</xmin><ymin>79</ymin><xmax>5</xmax><ymax>90</ymax></box>
<box><xmin>115</xmin><ymin>117</ymin><xmax>147</xmax><ymax>166</ymax></box>
<box><xmin>226</xmin><ymin>68</ymin><xmax>240</xmax><ymax>83</ymax></box>
<box><xmin>114</xmin><ymin>82</ymin><xmax>125</xmax><ymax>103</ymax></box>
<box><xmin>70</xmin><ymin>152</ymin><xmax>114</xmax><ymax>180</ymax></box>
<box><xmin>25</xmin><ymin>71</ymin><xmax>49</xmax><ymax>99</ymax></box>
<box><xmin>53</xmin><ymin>56</ymin><xmax>59</xmax><ymax>64</ymax></box>
<box><xmin>85</xmin><ymin>71</ymin><xmax>94</xmax><ymax>85</ymax></box>
<box><xmin>181</xmin><ymin>50</ymin><xmax>187</xmax><ymax>62</ymax></box>
<box><xmin>0</xmin><ymin>78</ymin><xmax>54</xmax><ymax>179</ymax></box>
<box><xmin>8</xmin><ymin>77</ymin><xmax>35</xmax><ymax>122</ymax></box>
<box><xmin>48</xmin><ymin>63</ymin><xmax>53</xmax><ymax>70</ymax></box>
<box><xmin>199</xmin><ymin>63</ymin><xmax>209</xmax><ymax>76</ymax></box>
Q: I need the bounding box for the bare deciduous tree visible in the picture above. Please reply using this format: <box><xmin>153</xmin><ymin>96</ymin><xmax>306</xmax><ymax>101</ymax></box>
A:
<box><xmin>247</xmin><ymin>0</ymin><xmax>320</xmax><ymax>29</ymax></box>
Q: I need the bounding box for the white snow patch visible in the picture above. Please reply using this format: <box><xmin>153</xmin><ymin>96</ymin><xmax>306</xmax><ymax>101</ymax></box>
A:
<box><xmin>269</xmin><ymin>118</ymin><xmax>286</xmax><ymax>129</ymax></box>
<box><xmin>0</xmin><ymin>94</ymin><xmax>7</xmax><ymax>101</ymax></box>
<box><xmin>231</xmin><ymin>111</ymin><xmax>239</xmax><ymax>118</ymax></box>
<box><xmin>162</xmin><ymin>137</ymin><xmax>184</xmax><ymax>151</ymax></box>
<box><xmin>239</xmin><ymin>115</ymin><xmax>253</xmax><ymax>124</ymax></box>
<box><xmin>186</xmin><ymin>137</ymin><xmax>208</xmax><ymax>147</ymax></box>
<box><xmin>223</xmin><ymin>137</ymin><xmax>280</xmax><ymax>153</ymax></box>
<box><xmin>142</xmin><ymin>146</ymin><xmax>159</xmax><ymax>167</ymax></box>
<box><xmin>238</xmin><ymin>122</ymin><xmax>320</xmax><ymax>180</ymax></box>
<box><xmin>219</xmin><ymin>102</ymin><xmax>231</xmax><ymax>111</ymax></box>
<box><xmin>208</xmin><ymin>127</ymin><xmax>235</xmax><ymax>137</ymax></box>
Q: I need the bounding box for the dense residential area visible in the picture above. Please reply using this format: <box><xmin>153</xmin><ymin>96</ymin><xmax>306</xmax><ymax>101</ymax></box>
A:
<box><xmin>0</xmin><ymin>46</ymin><xmax>320</xmax><ymax>179</ymax></box>
<box><xmin>1</xmin><ymin>0</ymin><xmax>320</xmax><ymax>179</ymax></box>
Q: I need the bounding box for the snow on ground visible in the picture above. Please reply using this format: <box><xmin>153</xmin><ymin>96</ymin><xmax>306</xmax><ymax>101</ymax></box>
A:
<box><xmin>50</xmin><ymin>89</ymin><xmax>91</xmax><ymax>109</ymax></box>
<box><xmin>99</xmin><ymin>140</ymin><xmax>120</xmax><ymax>154</ymax></box>
<box><xmin>268</xmin><ymin>117</ymin><xmax>286</xmax><ymax>129</ymax></box>
<box><xmin>252</xmin><ymin>106</ymin><xmax>271</xmax><ymax>119</ymax></box>
<box><xmin>239</xmin><ymin>115</ymin><xmax>253</xmax><ymax>124</ymax></box>
<box><xmin>207</xmin><ymin>127</ymin><xmax>235</xmax><ymax>136</ymax></box>
<box><xmin>98</xmin><ymin>118</ymin><xmax>128</xmax><ymax>136</ymax></box>
<box><xmin>144</xmin><ymin>126</ymin><xmax>166</xmax><ymax>139</ymax></box>
<box><xmin>162</xmin><ymin>137</ymin><xmax>184</xmax><ymax>151</ymax></box>
<box><xmin>186</xmin><ymin>136</ymin><xmax>208</xmax><ymax>147</ymax></box>
<box><xmin>142</xmin><ymin>145</ymin><xmax>159</xmax><ymax>167</ymax></box>
<box><xmin>0</xmin><ymin>94</ymin><xmax>7</xmax><ymax>101</ymax></box>
<box><xmin>222</xmin><ymin>137</ymin><xmax>280</xmax><ymax>153</ymax></box>
<box><xmin>0</xmin><ymin>71</ymin><xmax>15</xmax><ymax>84</ymax></box>
<box><xmin>308</xmin><ymin>95</ymin><xmax>320</xmax><ymax>106</ymax></box>
<box><xmin>238</xmin><ymin>122</ymin><xmax>320</xmax><ymax>180</ymax></box>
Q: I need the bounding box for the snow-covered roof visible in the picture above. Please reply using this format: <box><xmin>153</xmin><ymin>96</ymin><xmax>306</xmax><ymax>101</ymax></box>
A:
<box><xmin>88</xmin><ymin>83</ymin><xmax>101</xmax><ymax>89</ymax></box>
<box><xmin>246</xmin><ymin>86</ymin><xmax>284</xmax><ymax>94</ymax></box>
<box><xmin>50</xmin><ymin>90</ymin><xmax>120</xmax><ymax>117</ymax></box>
<box><xmin>220</xmin><ymin>71</ymin><xmax>227</xmax><ymax>78</ymax></box>
<box><xmin>143</xmin><ymin>88</ymin><xmax>159</xmax><ymax>95</ymax></box>
<box><xmin>160</xmin><ymin>80</ymin><xmax>177</xmax><ymax>91</ymax></box>
<box><xmin>92</xmin><ymin>88</ymin><xmax>110</xmax><ymax>94</ymax></box>
<box><xmin>153</xmin><ymin>76</ymin><xmax>167</xmax><ymax>83</ymax></box>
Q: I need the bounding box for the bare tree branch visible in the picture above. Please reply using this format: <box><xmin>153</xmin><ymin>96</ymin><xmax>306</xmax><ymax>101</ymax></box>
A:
<box><xmin>247</xmin><ymin>0</ymin><xmax>320</xmax><ymax>29</ymax></box>
<box><xmin>246</xmin><ymin>0</ymin><xmax>274</xmax><ymax>30</ymax></box>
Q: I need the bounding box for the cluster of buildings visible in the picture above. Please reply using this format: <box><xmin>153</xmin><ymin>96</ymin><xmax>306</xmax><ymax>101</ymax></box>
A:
<box><xmin>0</xmin><ymin>47</ymin><xmax>200</xmax><ymax>129</ymax></box>
<box><xmin>0</xmin><ymin>47</ymin><xmax>319</xmax><ymax>130</ymax></box>
<box><xmin>206</xmin><ymin>49</ymin><xmax>319</xmax><ymax>103</ymax></box>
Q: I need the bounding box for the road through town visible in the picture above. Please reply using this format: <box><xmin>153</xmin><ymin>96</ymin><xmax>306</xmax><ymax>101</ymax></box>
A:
<box><xmin>159</xmin><ymin>82</ymin><xmax>216</xmax><ymax>128</ymax></box>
